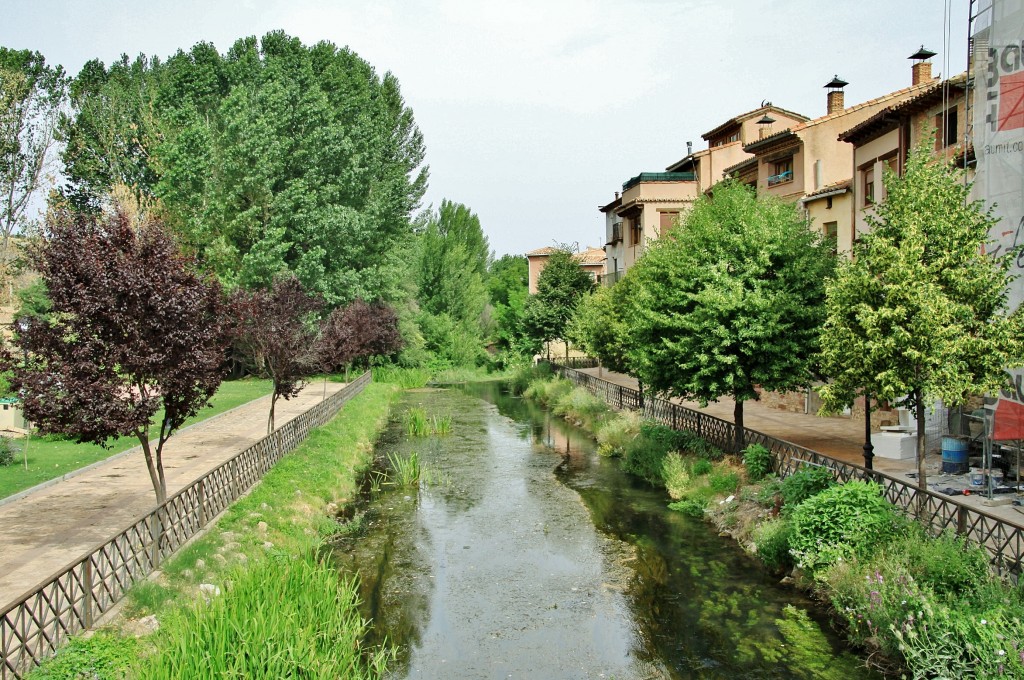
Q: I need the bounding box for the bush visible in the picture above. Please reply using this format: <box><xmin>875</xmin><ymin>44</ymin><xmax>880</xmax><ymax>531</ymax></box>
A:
<box><xmin>743</xmin><ymin>444</ymin><xmax>772</xmax><ymax>481</ymax></box>
<box><xmin>708</xmin><ymin>468</ymin><xmax>741</xmax><ymax>494</ymax></box>
<box><xmin>895</xmin><ymin>528</ymin><xmax>991</xmax><ymax>600</ymax></box>
<box><xmin>0</xmin><ymin>437</ymin><xmax>14</xmax><ymax>467</ymax></box>
<box><xmin>691</xmin><ymin>458</ymin><xmax>712</xmax><ymax>476</ymax></box>
<box><xmin>32</xmin><ymin>632</ymin><xmax>139</xmax><ymax>680</ymax></box>
<box><xmin>509</xmin><ymin>362</ymin><xmax>552</xmax><ymax>395</ymax></box>
<box><xmin>639</xmin><ymin>422</ymin><xmax>688</xmax><ymax>452</ymax></box>
<box><xmin>523</xmin><ymin>377</ymin><xmax>572</xmax><ymax>407</ymax></box>
<box><xmin>780</xmin><ymin>465</ymin><xmax>834</xmax><ymax>510</ymax></box>
<box><xmin>675</xmin><ymin>430</ymin><xmax>725</xmax><ymax>461</ymax></box>
<box><xmin>668</xmin><ymin>498</ymin><xmax>706</xmax><ymax>517</ymax></box>
<box><xmin>663</xmin><ymin>452</ymin><xmax>690</xmax><ymax>500</ymax></box>
<box><xmin>789</xmin><ymin>481</ymin><xmax>897</xmax><ymax>574</ymax></box>
<box><xmin>753</xmin><ymin>518</ymin><xmax>793</xmax><ymax>572</ymax></box>
<box><xmin>552</xmin><ymin>387</ymin><xmax>608</xmax><ymax>429</ymax></box>
<box><xmin>622</xmin><ymin>435</ymin><xmax>670</xmax><ymax>486</ymax></box>
<box><xmin>595</xmin><ymin>411</ymin><xmax>641</xmax><ymax>457</ymax></box>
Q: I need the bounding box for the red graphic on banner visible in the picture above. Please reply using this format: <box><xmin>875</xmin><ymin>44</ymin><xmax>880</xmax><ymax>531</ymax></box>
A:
<box><xmin>993</xmin><ymin>397</ymin><xmax>1024</xmax><ymax>441</ymax></box>
<box><xmin>999</xmin><ymin>70</ymin><xmax>1024</xmax><ymax>131</ymax></box>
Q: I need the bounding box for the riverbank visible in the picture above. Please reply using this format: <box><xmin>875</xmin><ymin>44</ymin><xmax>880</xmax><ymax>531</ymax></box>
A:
<box><xmin>521</xmin><ymin>371</ymin><xmax>1024</xmax><ymax>679</ymax></box>
<box><xmin>29</xmin><ymin>382</ymin><xmax>402</xmax><ymax>679</ymax></box>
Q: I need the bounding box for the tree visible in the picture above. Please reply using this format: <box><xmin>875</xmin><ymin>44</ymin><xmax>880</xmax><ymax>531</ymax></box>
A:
<box><xmin>233</xmin><ymin>275</ymin><xmax>323</xmax><ymax>434</ymax></box>
<box><xmin>415</xmin><ymin>200</ymin><xmax>490</xmax><ymax>365</ymax></box>
<box><xmin>488</xmin><ymin>254</ymin><xmax>530</xmax><ymax>354</ymax></box>
<box><xmin>522</xmin><ymin>248</ymin><xmax>595</xmax><ymax>359</ymax></box>
<box><xmin>316</xmin><ymin>299</ymin><xmax>402</xmax><ymax>385</ymax></box>
<box><xmin>819</xmin><ymin>148</ymin><xmax>1023</xmax><ymax>490</ymax></box>
<box><xmin>625</xmin><ymin>180</ymin><xmax>835</xmax><ymax>452</ymax></box>
<box><xmin>567</xmin><ymin>277</ymin><xmax>634</xmax><ymax>375</ymax></box>
<box><xmin>2</xmin><ymin>208</ymin><xmax>229</xmax><ymax>504</ymax></box>
<box><xmin>0</xmin><ymin>48</ymin><xmax>67</xmax><ymax>286</ymax></box>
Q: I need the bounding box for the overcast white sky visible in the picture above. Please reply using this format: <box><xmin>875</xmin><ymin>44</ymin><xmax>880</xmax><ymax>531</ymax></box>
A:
<box><xmin>1</xmin><ymin>0</ymin><xmax>970</xmax><ymax>257</ymax></box>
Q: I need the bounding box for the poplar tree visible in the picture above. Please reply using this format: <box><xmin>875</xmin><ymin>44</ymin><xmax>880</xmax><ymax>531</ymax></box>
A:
<box><xmin>819</xmin><ymin>148</ymin><xmax>1023</xmax><ymax>490</ymax></box>
<box><xmin>625</xmin><ymin>180</ymin><xmax>835</xmax><ymax>452</ymax></box>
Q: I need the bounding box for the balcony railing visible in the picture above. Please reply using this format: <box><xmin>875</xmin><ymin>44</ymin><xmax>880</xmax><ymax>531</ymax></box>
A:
<box><xmin>622</xmin><ymin>172</ymin><xmax>697</xmax><ymax>191</ymax></box>
<box><xmin>767</xmin><ymin>170</ymin><xmax>793</xmax><ymax>187</ymax></box>
<box><xmin>606</xmin><ymin>223</ymin><xmax>622</xmax><ymax>245</ymax></box>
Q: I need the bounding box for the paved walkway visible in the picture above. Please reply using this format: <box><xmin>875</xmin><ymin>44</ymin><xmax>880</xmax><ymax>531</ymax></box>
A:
<box><xmin>0</xmin><ymin>383</ymin><xmax>345</xmax><ymax>609</ymax></box>
<box><xmin>576</xmin><ymin>367</ymin><xmax>1024</xmax><ymax>527</ymax></box>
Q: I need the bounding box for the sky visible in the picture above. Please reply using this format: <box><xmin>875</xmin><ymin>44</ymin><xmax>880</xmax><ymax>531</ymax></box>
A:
<box><xmin>1</xmin><ymin>0</ymin><xmax>971</xmax><ymax>257</ymax></box>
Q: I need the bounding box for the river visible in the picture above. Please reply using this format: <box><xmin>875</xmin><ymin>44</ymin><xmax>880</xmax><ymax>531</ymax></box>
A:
<box><xmin>332</xmin><ymin>381</ymin><xmax>875</xmax><ymax>679</ymax></box>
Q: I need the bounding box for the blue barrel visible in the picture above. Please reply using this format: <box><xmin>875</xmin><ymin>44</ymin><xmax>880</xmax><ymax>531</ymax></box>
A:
<box><xmin>941</xmin><ymin>436</ymin><xmax>969</xmax><ymax>473</ymax></box>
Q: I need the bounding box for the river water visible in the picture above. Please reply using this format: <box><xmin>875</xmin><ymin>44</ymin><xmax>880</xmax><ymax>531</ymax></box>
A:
<box><xmin>332</xmin><ymin>382</ymin><xmax>874</xmax><ymax>679</ymax></box>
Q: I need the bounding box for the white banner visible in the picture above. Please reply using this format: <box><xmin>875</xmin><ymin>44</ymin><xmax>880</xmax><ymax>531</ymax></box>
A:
<box><xmin>974</xmin><ymin>0</ymin><xmax>1024</xmax><ymax>399</ymax></box>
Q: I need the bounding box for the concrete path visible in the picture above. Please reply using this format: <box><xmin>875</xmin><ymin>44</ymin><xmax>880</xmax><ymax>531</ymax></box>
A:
<box><xmin>0</xmin><ymin>383</ymin><xmax>345</xmax><ymax>609</ymax></box>
<box><xmin>576</xmin><ymin>367</ymin><xmax>1024</xmax><ymax>528</ymax></box>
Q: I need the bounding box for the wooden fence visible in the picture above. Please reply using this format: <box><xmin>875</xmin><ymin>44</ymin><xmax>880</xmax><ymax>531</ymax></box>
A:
<box><xmin>551</xmin><ymin>363</ymin><xmax>1024</xmax><ymax>576</ymax></box>
<box><xmin>0</xmin><ymin>372</ymin><xmax>371</xmax><ymax>680</ymax></box>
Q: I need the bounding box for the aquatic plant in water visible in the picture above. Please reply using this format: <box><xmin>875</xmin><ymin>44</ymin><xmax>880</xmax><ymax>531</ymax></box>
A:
<box><xmin>387</xmin><ymin>451</ymin><xmax>421</xmax><ymax>487</ymax></box>
<box><xmin>406</xmin><ymin>408</ymin><xmax>429</xmax><ymax>437</ymax></box>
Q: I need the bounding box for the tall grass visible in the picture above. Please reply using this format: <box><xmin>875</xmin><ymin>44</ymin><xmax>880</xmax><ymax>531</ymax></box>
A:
<box><xmin>431</xmin><ymin>414</ymin><xmax>453</xmax><ymax>435</ymax></box>
<box><xmin>387</xmin><ymin>451</ymin><xmax>421</xmax><ymax>487</ymax></box>
<box><xmin>373</xmin><ymin>366</ymin><xmax>431</xmax><ymax>389</ymax></box>
<box><xmin>139</xmin><ymin>550</ymin><xmax>392</xmax><ymax>679</ymax></box>
<box><xmin>552</xmin><ymin>387</ymin><xmax>609</xmax><ymax>430</ymax></box>
<box><xmin>595</xmin><ymin>411</ymin><xmax>642</xmax><ymax>457</ymax></box>
<box><xmin>523</xmin><ymin>377</ymin><xmax>573</xmax><ymax>407</ymax></box>
<box><xmin>406</xmin><ymin>408</ymin><xmax>430</xmax><ymax>436</ymax></box>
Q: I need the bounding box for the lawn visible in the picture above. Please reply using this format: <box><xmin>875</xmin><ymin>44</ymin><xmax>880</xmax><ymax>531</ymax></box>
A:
<box><xmin>0</xmin><ymin>378</ymin><xmax>273</xmax><ymax>500</ymax></box>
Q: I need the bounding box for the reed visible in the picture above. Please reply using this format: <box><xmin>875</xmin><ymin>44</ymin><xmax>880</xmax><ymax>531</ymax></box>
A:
<box><xmin>387</xmin><ymin>451</ymin><xmax>421</xmax><ymax>487</ymax></box>
<box><xmin>431</xmin><ymin>413</ymin><xmax>453</xmax><ymax>435</ymax></box>
<box><xmin>406</xmin><ymin>407</ymin><xmax>430</xmax><ymax>437</ymax></box>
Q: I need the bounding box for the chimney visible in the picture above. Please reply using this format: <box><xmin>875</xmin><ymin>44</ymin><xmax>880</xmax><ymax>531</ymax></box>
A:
<box><xmin>825</xmin><ymin>75</ymin><xmax>848</xmax><ymax>115</ymax></box>
<box><xmin>686</xmin><ymin>140</ymin><xmax>693</xmax><ymax>156</ymax></box>
<box><xmin>756</xmin><ymin>112</ymin><xmax>776</xmax><ymax>139</ymax></box>
<box><xmin>614</xmin><ymin>191</ymin><xmax>619</xmax><ymax>199</ymax></box>
<box><xmin>909</xmin><ymin>45</ymin><xmax>937</xmax><ymax>85</ymax></box>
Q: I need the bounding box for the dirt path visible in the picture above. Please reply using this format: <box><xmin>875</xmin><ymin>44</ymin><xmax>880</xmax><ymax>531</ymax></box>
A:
<box><xmin>0</xmin><ymin>383</ymin><xmax>345</xmax><ymax>608</ymax></box>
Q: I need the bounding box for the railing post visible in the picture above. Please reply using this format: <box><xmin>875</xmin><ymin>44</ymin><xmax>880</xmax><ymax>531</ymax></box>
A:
<box><xmin>672</xmin><ymin>406</ymin><xmax>678</xmax><ymax>431</ymax></box>
<box><xmin>82</xmin><ymin>558</ymin><xmax>94</xmax><ymax>629</ymax></box>
<box><xmin>957</xmin><ymin>505</ymin><xmax>968</xmax><ymax>536</ymax></box>
<box><xmin>198</xmin><ymin>479</ymin><xmax>207</xmax><ymax>527</ymax></box>
<box><xmin>149</xmin><ymin>511</ymin><xmax>161</xmax><ymax>569</ymax></box>
<box><xmin>232</xmin><ymin>458</ymin><xmax>240</xmax><ymax>500</ymax></box>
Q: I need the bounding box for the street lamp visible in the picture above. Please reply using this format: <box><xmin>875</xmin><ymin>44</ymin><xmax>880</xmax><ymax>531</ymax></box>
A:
<box><xmin>15</xmin><ymin>317</ymin><xmax>30</xmax><ymax>471</ymax></box>
<box><xmin>863</xmin><ymin>391</ymin><xmax>875</xmax><ymax>471</ymax></box>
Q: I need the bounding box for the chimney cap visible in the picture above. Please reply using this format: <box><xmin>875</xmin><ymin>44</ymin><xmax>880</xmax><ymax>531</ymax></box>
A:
<box><xmin>756</xmin><ymin>114</ymin><xmax>777</xmax><ymax>125</ymax></box>
<box><xmin>909</xmin><ymin>45</ymin><xmax>937</xmax><ymax>61</ymax></box>
<box><xmin>824</xmin><ymin>75</ymin><xmax>848</xmax><ymax>89</ymax></box>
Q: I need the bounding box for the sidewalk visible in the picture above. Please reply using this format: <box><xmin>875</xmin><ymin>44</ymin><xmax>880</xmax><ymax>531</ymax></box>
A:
<box><xmin>575</xmin><ymin>367</ymin><xmax>1024</xmax><ymax>527</ymax></box>
<box><xmin>0</xmin><ymin>383</ymin><xmax>345</xmax><ymax>608</ymax></box>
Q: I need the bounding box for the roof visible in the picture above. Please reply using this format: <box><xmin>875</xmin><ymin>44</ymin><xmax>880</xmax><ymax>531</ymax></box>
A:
<box><xmin>742</xmin><ymin>129</ymin><xmax>799</xmax><ymax>155</ymax></box>
<box><xmin>744</xmin><ymin>79</ymin><xmax>938</xmax><ymax>154</ymax></box>
<box><xmin>598</xmin><ymin>196</ymin><xmax>622</xmax><ymax>213</ymax></box>
<box><xmin>525</xmin><ymin>246</ymin><xmax>607</xmax><ymax>266</ymax></box>
<box><xmin>701</xmin><ymin>104</ymin><xmax>809</xmax><ymax>142</ymax></box>
<box><xmin>800</xmin><ymin>179</ymin><xmax>852</xmax><ymax>203</ymax></box>
<box><xmin>838</xmin><ymin>72</ymin><xmax>968</xmax><ymax>145</ymax></box>
<box><xmin>722</xmin><ymin>156</ymin><xmax>758</xmax><ymax>176</ymax></box>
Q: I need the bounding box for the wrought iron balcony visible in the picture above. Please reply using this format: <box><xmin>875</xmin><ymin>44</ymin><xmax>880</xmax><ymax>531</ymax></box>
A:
<box><xmin>767</xmin><ymin>170</ymin><xmax>793</xmax><ymax>187</ymax></box>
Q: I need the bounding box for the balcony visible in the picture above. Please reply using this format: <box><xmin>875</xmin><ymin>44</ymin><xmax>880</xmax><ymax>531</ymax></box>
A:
<box><xmin>767</xmin><ymin>170</ymin><xmax>793</xmax><ymax>187</ymax></box>
<box><xmin>621</xmin><ymin>172</ymin><xmax>696</xmax><ymax>191</ymax></box>
<box><xmin>606</xmin><ymin>223</ymin><xmax>622</xmax><ymax>245</ymax></box>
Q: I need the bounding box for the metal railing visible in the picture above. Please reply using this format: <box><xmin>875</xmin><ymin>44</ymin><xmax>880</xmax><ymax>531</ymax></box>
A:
<box><xmin>550</xmin><ymin>363</ymin><xmax>1024</xmax><ymax>576</ymax></box>
<box><xmin>767</xmin><ymin>170</ymin><xmax>794</xmax><ymax>186</ymax></box>
<box><xmin>0</xmin><ymin>372</ymin><xmax>371</xmax><ymax>680</ymax></box>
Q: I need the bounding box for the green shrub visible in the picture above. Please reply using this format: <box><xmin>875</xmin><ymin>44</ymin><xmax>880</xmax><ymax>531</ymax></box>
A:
<box><xmin>639</xmin><ymin>421</ymin><xmax>688</xmax><ymax>451</ymax></box>
<box><xmin>675</xmin><ymin>430</ymin><xmax>724</xmax><ymax>461</ymax></box>
<box><xmin>0</xmin><ymin>437</ymin><xmax>14</xmax><ymax>467</ymax></box>
<box><xmin>622</xmin><ymin>435</ymin><xmax>670</xmax><ymax>486</ymax></box>
<box><xmin>595</xmin><ymin>411</ymin><xmax>641</xmax><ymax>457</ymax></box>
<box><xmin>668</xmin><ymin>498</ymin><xmax>706</xmax><ymax>517</ymax></box>
<box><xmin>663</xmin><ymin>452</ymin><xmax>691</xmax><ymax>500</ymax></box>
<box><xmin>755</xmin><ymin>478</ymin><xmax>783</xmax><ymax>508</ymax></box>
<box><xmin>523</xmin><ymin>377</ymin><xmax>573</xmax><ymax>407</ymax></box>
<box><xmin>509</xmin><ymin>362</ymin><xmax>552</xmax><ymax>394</ymax></box>
<box><xmin>552</xmin><ymin>387</ymin><xmax>608</xmax><ymax>429</ymax></box>
<box><xmin>789</xmin><ymin>481</ymin><xmax>897</xmax><ymax>574</ymax></box>
<box><xmin>691</xmin><ymin>459</ymin><xmax>712</xmax><ymax>476</ymax></box>
<box><xmin>780</xmin><ymin>465</ymin><xmax>834</xmax><ymax>510</ymax></box>
<box><xmin>896</xmin><ymin>528</ymin><xmax>991</xmax><ymax>600</ymax></box>
<box><xmin>708</xmin><ymin>468</ymin><xmax>740</xmax><ymax>494</ymax></box>
<box><xmin>743</xmin><ymin>444</ymin><xmax>772</xmax><ymax>481</ymax></box>
<box><xmin>31</xmin><ymin>632</ymin><xmax>139</xmax><ymax>680</ymax></box>
<box><xmin>753</xmin><ymin>518</ymin><xmax>793</xmax><ymax>572</ymax></box>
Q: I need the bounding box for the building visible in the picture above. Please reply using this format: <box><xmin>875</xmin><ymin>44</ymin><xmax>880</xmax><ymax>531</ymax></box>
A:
<box><xmin>737</xmin><ymin>52</ymin><xmax>939</xmax><ymax>254</ymax></box>
<box><xmin>525</xmin><ymin>246</ymin><xmax>607</xmax><ymax>294</ymax></box>
<box><xmin>602</xmin><ymin>105</ymin><xmax>809</xmax><ymax>281</ymax></box>
<box><xmin>838</xmin><ymin>52</ymin><xmax>969</xmax><ymax>252</ymax></box>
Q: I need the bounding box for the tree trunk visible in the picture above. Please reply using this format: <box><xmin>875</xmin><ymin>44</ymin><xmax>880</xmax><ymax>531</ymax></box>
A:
<box><xmin>565</xmin><ymin>341</ymin><xmax>569</xmax><ymax>364</ymax></box>
<box><xmin>734</xmin><ymin>398</ymin><xmax>745</xmax><ymax>454</ymax></box>
<box><xmin>138</xmin><ymin>436</ymin><xmax>167</xmax><ymax>505</ymax></box>
<box><xmin>915</xmin><ymin>388</ymin><xmax>927</xmax><ymax>492</ymax></box>
<box><xmin>637</xmin><ymin>379</ymin><xmax>644</xmax><ymax>411</ymax></box>
<box><xmin>268</xmin><ymin>394</ymin><xmax>278</xmax><ymax>435</ymax></box>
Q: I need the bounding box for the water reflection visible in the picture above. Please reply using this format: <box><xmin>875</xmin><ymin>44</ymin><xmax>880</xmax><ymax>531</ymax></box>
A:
<box><xmin>333</xmin><ymin>382</ymin><xmax>875</xmax><ymax>679</ymax></box>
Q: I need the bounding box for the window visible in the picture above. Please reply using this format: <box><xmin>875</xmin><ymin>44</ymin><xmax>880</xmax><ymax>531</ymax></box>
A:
<box><xmin>826</xmin><ymin>196</ymin><xmax>833</xmax><ymax>210</ymax></box>
<box><xmin>658</xmin><ymin>211</ymin><xmax>679</xmax><ymax>234</ymax></box>
<box><xmin>863</xmin><ymin>167</ymin><xmax>875</xmax><ymax>206</ymax></box>
<box><xmin>935</xmin><ymin>107</ymin><xmax>958</xmax><ymax>149</ymax></box>
<box><xmin>630</xmin><ymin>219</ymin><xmax>642</xmax><ymax>246</ymax></box>
<box><xmin>823</xmin><ymin>222</ymin><xmax>838</xmax><ymax>254</ymax></box>
<box><xmin>767</xmin><ymin>158</ymin><xmax>793</xmax><ymax>186</ymax></box>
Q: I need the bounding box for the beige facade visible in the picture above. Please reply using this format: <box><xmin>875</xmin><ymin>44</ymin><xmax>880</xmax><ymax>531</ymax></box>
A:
<box><xmin>839</xmin><ymin>70</ymin><xmax>970</xmax><ymax>251</ymax></box>
<box><xmin>525</xmin><ymin>246</ymin><xmax>607</xmax><ymax>294</ymax></box>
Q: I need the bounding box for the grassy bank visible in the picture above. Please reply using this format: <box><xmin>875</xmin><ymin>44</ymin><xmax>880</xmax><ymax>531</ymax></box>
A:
<box><xmin>31</xmin><ymin>381</ymin><xmax>401</xmax><ymax>679</ymax></box>
<box><xmin>0</xmin><ymin>378</ymin><xmax>273</xmax><ymax>500</ymax></box>
<box><xmin>524</xmin><ymin>374</ymin><xmax>1024</xmax><ymax>679</ymax></box>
